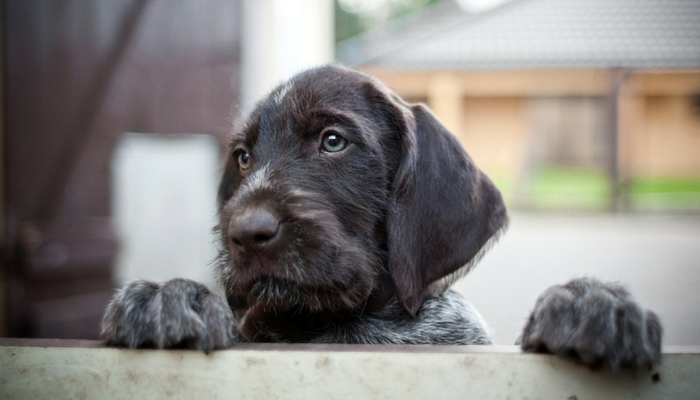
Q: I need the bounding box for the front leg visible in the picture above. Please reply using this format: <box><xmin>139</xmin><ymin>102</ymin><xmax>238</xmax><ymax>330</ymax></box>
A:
<box><xmin>101</xmin><ymin>278</ymin><xmax>242</xmax><ymax>352</ymax></box>
<box><xmin>518</xmin><ymin>277</ymin><xmax>662</xmax><ymax>370</ymax></box>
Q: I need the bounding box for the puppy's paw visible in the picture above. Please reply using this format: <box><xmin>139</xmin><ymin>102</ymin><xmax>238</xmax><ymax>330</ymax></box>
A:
<box><xmin>518</xmin><ymin>277</ymin><xmax>662</xmax><ymax>370</ymax></box>
<box><xmin>100</xmin><ymin>278</ymin><xmax>239</xmax><ymax>352</ymax></box>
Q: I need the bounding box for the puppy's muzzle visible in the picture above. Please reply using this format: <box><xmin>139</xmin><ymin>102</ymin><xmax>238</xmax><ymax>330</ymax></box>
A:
<box><xmin>228</xmin><ymin>207</ymin><xmax>281</xmax><ymax>251</ymax></box>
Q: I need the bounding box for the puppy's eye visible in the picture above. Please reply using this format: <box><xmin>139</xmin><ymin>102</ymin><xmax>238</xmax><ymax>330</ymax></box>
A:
<box><xmin>237</xmin><ymin>151</ymin><xmax>251</xmax><ymax>170</ymax></box>
<box><xmin>321</xmin><ymin>132</ymin><xmax>348</xmax><ymax>153</ymax></box>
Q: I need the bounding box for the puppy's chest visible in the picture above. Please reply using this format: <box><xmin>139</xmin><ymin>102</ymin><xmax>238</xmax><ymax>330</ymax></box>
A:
<box><xmin>233</xmin><ymin>303</ymin><xmax>353</xmax><ymax>343</ymax></box>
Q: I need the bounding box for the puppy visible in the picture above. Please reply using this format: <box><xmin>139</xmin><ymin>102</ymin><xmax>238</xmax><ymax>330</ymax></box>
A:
<box><xmin>101</xmin><ymin>65</ymin><xmax>661</xmax><ymax>369</ymax></box>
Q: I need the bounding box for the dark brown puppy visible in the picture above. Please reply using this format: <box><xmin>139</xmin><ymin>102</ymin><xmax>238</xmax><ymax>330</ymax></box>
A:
<box><xmin>101</xmin><ymin>65</ymin><xmax>661</xmax><ymax>369</ymax></box>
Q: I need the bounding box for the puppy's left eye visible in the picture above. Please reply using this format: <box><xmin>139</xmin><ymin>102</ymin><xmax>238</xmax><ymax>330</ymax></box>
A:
<box><xmin>321</xmin><ymin>131</ymin><xmax>348</xmax><ymax>153</ymax></box>
<box><xmin>237</xmin><ymin>151</ymin><xmax>251</xmax><ymax>170</ymax></box>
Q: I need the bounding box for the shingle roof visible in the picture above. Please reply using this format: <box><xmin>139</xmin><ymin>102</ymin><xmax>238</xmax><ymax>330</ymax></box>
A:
<box><xmin>338</xmin><ymin>0</ymin><xmax>700</xmax><ymax>70</ymax></box>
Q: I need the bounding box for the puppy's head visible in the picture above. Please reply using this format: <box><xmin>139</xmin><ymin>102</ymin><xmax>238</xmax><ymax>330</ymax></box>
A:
<box><xmin>216</xmin><ymin>65</ymin><xmax>507</xmax><ymax>321</ymax></box>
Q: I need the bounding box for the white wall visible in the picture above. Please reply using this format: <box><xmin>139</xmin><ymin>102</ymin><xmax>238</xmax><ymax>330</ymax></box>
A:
<box><xmin>111</xmin><ymin>133</ymin><xmax>221</xmax><ymax>288</ymax></box>
<box><xmin>454</xmin><ymin>212</ymin><xmax>700</xmax><ymax>346</ymax></box>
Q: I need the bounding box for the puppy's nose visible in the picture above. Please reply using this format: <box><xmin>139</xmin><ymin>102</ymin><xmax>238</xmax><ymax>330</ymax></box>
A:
<box><xmin>228</xmin><ymin>208</ymin><xmax>280</xmax><ymax>250</ymax></box>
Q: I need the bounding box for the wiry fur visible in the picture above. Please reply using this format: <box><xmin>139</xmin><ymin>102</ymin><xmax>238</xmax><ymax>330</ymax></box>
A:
<box><xmin>308</xmin><ymin>291</ymin><xmax>493</xmax><ymax>345</ymax></box>
<box><xmin>101</xmin><ymin>65</ymin><xmax>661</xmax><ymax>370</ymax></box>
<box><xmin>518</xmin><ymin>277</ymin><xmax>662</xmax><ymax>369</ymax></box>
<box><xmin>101</xmin><ymin>279</ymin><xmax>241</xmax><ymax>353</ymax></box>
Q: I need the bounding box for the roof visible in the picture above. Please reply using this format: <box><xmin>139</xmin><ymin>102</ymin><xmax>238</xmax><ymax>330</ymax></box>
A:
<box><xmin>337</xmin><ymin>0</ymin><xmax>700</xmax><ymax>70</ymax></box>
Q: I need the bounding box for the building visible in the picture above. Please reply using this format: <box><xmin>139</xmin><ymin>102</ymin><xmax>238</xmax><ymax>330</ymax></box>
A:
<box><xmin>339</xmin><ymin>0</ymin><xmax>700</xmax><ymax>210</ymax></box>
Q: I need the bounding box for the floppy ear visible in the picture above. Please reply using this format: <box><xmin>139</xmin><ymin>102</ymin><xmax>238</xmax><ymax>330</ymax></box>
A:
<box><xmin>383</xmin><ymin>95</ymin><xmax>508</xmax><ymax>316</ymax></box>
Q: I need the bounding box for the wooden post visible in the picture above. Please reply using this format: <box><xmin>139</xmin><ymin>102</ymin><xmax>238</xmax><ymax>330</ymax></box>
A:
<box><xmin>608</xmin><ymin>69</ymin><xmax>630</xmax><ymax>212</ymax></box>
<box><xmin>427</xmin><ymin>73</ymin><xmax>463</xmax><ymax>134</ymax></box>
<box><xmin>617</xmin><ymin>76</ymin><xmax>646</xmax><ymax>211</ymax></box>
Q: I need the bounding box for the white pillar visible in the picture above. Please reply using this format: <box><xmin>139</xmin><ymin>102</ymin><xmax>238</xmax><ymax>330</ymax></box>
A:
<box><xmin>240</xmin><ymin>0</ymin><xmax>334</xmax><ymax>111</ymax></box>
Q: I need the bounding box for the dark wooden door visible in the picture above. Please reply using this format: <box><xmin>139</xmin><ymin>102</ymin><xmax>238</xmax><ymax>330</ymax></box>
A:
<box><xmin>3</xmin><ymin>0</ymin><xmax>240</xmax><ymax>338</ymax></box>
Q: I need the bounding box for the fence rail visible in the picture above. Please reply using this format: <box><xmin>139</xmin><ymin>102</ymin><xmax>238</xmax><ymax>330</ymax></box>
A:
<box><xmin>1</xmin><ymin>339</ymin><xmax>698</xmax><ymax>399</ymax></box>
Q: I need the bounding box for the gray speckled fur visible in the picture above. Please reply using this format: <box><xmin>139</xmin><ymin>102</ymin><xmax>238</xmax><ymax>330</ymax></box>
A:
<box><xmin>308</xmin><ymin>290</ymin><xmax>492</xmax><ymax>345</ymax></box>
<box><xmin>102</xmin><ymin>282</ymin><xmax>491</xmax><ymax>349</ymax></box>
<box><xmin>518</xmin><ymin>277</ymin><xmax>662</xmax><ymax>369</ymax></box>
<box><xmin>100</xmin><ymin>274</ymin><xmax>662</xmax><ymax>369</ymax></box>
<box><xmin>101</xmin><ymin>279</ymin><xmax>241</xmax><ymax>353</ymax></box>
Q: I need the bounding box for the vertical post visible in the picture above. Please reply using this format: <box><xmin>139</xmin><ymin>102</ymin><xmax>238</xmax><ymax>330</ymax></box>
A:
<box><xmin>608</xmin><ymin>68</ymin><xmax>629</xmax><ymax>212</ymax></box>
<box><xmin>427</xmin><ymin>73</ymin><xmax>462</xmax><ymax>135</ymax></box>
<box><xmin>240</xmin><ymin>0</ymin><xmax>334</xmax><ymax>110</ymax></box>
<box><xmin>0</xmin><ymin>0</ymin><xmax>6</xmax><ymax>337</ymax></box>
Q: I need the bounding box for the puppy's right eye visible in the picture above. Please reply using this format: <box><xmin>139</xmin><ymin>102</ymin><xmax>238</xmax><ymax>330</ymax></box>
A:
<box><xmin>321</xmin><ymin>131</ymin><xmax>348</xmax><ymax>153</ymax></box>
<box><xmin>237</xmin><ymin>151</ymin><xmax>251</xmax><ymax>170</ymax></box>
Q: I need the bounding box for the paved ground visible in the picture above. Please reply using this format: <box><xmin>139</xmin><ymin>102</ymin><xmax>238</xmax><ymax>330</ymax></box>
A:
<box><xmin>452</xmin><ymin>212</ymin><xmax>700</xmax><ymax>346</ymax></box>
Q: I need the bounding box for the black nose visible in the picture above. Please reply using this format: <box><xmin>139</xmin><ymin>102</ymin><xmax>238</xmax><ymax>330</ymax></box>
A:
<box><xmin>228</xmin><ymin>208</ymin><xmax>280</xmax><ymax>250</ymax></box>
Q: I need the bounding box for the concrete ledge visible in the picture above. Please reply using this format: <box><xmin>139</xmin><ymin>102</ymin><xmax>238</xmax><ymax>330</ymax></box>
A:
<box><xmin>1</xmin><ymin>339</ymin><xmax>698</xmax><ymax>399</ymax></box>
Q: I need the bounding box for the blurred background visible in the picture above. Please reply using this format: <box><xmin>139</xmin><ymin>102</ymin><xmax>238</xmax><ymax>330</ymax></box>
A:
<box><xmin>1</xmin><ymin>0</ymin><xmax>699</xmax><ymax>346</ymax></box>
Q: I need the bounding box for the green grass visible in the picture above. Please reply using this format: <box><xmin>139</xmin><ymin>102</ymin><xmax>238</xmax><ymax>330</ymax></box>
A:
<box><xmin>490</xmin><ymin>167</ymin><xmax>700</xmax><ymax>212</ymax></box>
<box><xmin>629</xmin><ymin>177</ymin><xmax>700</xmax><ymax>195</ymax></box>
<box><xmin>528</xmin><ymin>167</ymin><xmax>611</xmax><ymax>211</ymax></box>
<box><xmin>489</xmin><ymin>174</ymin><xmax>516</xmax><ymax>202</ymax></box>
<box><xmin>629</xmin><ymin>177</ymin><xmax>700</xmax><ymax>211</ymax></box>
